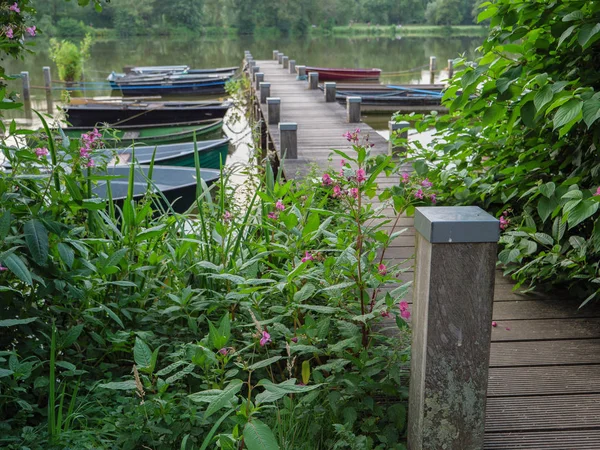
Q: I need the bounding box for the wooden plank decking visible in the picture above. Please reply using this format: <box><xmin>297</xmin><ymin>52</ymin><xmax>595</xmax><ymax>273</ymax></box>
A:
<box><xmin>252</xmin><ymin>58</ymin><xmax>600</xmax><ymax>449</ymax></box>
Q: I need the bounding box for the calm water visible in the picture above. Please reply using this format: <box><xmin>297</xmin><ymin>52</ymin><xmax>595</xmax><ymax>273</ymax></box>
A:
<box><xmin>2</xmin><ymin>35</ymin><xmax>482</xmax><ymax>161</ymax></box>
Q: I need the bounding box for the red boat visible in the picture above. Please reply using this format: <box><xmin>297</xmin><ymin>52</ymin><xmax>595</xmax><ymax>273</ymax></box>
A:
<box><xmin>305</xmin><ymin>66</ymin><xmax>382</xmax><ymax>82</ymax></box>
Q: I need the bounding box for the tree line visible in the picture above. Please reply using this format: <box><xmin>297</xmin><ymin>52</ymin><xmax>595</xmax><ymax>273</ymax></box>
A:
<box><xmin>32</xmin><ymin>0</ymin><xmax>486</xmax><ymax>36</ymax></box>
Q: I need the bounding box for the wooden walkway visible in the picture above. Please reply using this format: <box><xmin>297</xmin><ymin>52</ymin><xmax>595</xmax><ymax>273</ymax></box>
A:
<box><xmin>252</xmin><ymin>59</ymin><xmax>600</xmax><ymax>449</ymax></box>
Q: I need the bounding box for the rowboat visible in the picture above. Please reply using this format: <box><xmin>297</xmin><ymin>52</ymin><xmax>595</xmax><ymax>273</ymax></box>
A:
<box><xmin>305</xmin><ymin>67</ymin><xmax>382</xmax><ymax>82</ymax></box>
<box><xmin>63</xmin><ymin>119</ymin><xmax>224</xmax><ymax>146</ymax></box>
<box><xmin>121</xmin><ymin>65</ymin><xmax>238</xmax><ymax>75</ymax></box>
<box><xmin>113</xmin><ymin>139</ymin><xmax>230</xmax><ymax>169</ymax></box>
<box><xmin>331</xmin><ymin>83</ymin><xmax>445</xmax><ymax>95</ymax></box>
<box><xmin>92</xmin><ymin>165</ymin><xmax>220</xmax><ymax>214</ymax></box>
<box><xmin>108</xmin><ymin>72</ymin><xmax>235</xmax><ymax>96</ymax></box>
<box><xmin>64</xmin><ymin>101</ymin><xmax>232</xmax><ymax>127</ymax></box>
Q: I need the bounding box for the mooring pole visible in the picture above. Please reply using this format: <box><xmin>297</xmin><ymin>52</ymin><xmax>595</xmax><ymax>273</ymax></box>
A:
<box><xmin>388</xmin><ymin>121</ymin><xmax>409</xmax><ymax>155</ymax></box>
<box><xmin>279</xmin><ymin>123</ymin><xmax>297</xmax><ymax>159</ymax></box>
<box><xmin>43</xmin><ymin>66</ymin><xmax>53</xmax><ymax>114</ymax></box>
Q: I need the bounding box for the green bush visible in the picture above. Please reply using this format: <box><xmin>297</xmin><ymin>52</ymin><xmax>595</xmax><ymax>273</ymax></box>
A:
<box><xmin>49</xmin><ymin>34</ymin><xmax>92</xmax><ymax>82</ymax></box>
<box><xmin>55</xmin><ymin>18</ymin><xmax>90</xmax><ymax>37</ymax></box>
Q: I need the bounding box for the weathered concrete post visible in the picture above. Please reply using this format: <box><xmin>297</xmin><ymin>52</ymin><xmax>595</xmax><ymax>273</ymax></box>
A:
<box><xmin>277</xmin><ymin>53</ymin><xmax>284</xmax><ymax>64</ymax></box>
<box><xmin>308</xmin><ymin>72</ymin><xmax>319</xmax><ymax>90</ymax></box>
<box><xmin>429</xmin><ymin>56</ymin><xmax>437</xmax><ymax>84</ymax></box>
<box><xmin>255</xmin><ymin>73</ymin><xmax>264</xmax><ymax>91</ymax></box>
<box><xmin>267</xmin><ymin>97</ymin><xmax>280</xmax><ymax>125</ymax></box>
<box><xmin>388</xmin><ymin>121</ymin><xmax>409</xmax><ymax>155</ymax></box>
<box><xmin>282</xmin><ymin>56</ymin><xmax>289</xmax><ymax>69</ymax></box>
<box><xmin>249</xmin><ymin>60</ymin><xmax>256</xmax><ymax>69</ymax></box>
<box><xmin>324</xmin><ymin>82</ymin><xmax>336</xmax><ymax>102</ymax></box>
<box><xmin>289</xmin><ymin>60</ymin><xmax>296</xmax><ymax>74</ymax></box>
<box><xmin>251</xmin><ymin>65</ymin><xmax>260</xmax><ymax>81</ymax></box>
<box><xmin>43</xmin><ymin>66</ymin><xmax>53</xmax><ymax>114</ymax></box>
<box><xmin>259</xmin><ymin>82</ymin><xmax>271</xmax><ymax>104</ymax></box>
<box><xmin>279</xmin><ymin>122</ymin><xmax>297</xmax><ymax>159</ymax></box>
<box><xmin>447</xmin><ymin>59</ymin><xmax>454</xmax><ymax>79</ymax></box>
<box><xmin>408</xmin><ymin>206</ymin><xmax>499</xmax><ymax>450</ymax></box>
<box><xmin>21</xmin><ymin>71</ymin><xmax>30</xmax><ymax>102</ymax></box>
<box><xmin>296</xmin><ymin>65</ymin><xmax>306</xmax><ymax>79</ymax></box>
<box><xmin>346</xmin><ymin>96</ymin><xmax>361</xmax><ymax>123</ymax></box>
<box><xmin>272</xmin><ymin>50</ymin><xmax>279</xmax><ymax>60</ymax></box>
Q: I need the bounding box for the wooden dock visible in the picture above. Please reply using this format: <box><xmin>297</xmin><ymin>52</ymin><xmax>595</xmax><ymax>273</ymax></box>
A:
<box><xmin>251</xmin><ymin>58</ymin><xmax>600</xmax><ymax>449</ymax></box>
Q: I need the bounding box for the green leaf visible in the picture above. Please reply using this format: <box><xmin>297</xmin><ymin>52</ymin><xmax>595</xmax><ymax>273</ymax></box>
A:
<box><xmin>0</xmin><ymin>317</ymin><xmax>37</xmax><ymax>327</ymax></box>
<box><xmin>60</xmin><ymin>324</ymin><xmax>83</xmax><ymax>349</ymax></box>
<box><xmin>562</xmin><ymin>10</ymin><xmax>584</xmax><ymax>22</ymax></box>
<box><xmin>297</xmin><ymin>304</ymin><xmax>339</xmax><ymax>314</ymax></box>
<box><xmin>134</xmin><ymin>337</ymin><xmax>152</xmax><ymax>368</ymax></box>
<box><xmin>558</xmin><ymin>25</ymin><xmax>576</xmax><ymax>47</ymax></box>
<box><xmin>104</xmin><ymin>248</ymin><xmax>128</xmax><ymax>269</ymax></box>
<box><xmin>249</xmin><ymin>356</ymin><xmax>283</xmax><ymax>371</ymax></box>
<box><xmin>0</xmin><ymin>368</ymin><xmax>14</xmax><ymax>378</ymax></box>
<box><xmin>539</xmin><ymin>182</ymin><xmax>556</xmax><ymax>198</ymax></box>
<box><xmin>533</xmin><ymin>85</ymin><xmax>553</xmax><ymax>112</ymax></box>
<box><xmin>57</xmin><ymin>243</ymin><xmax>75</xmax><ymax>269</ymax></box>
<box><xmin>578</xmin><ymin>23</ymin><xmax>600</xmax><ymax>49</ymax></box>
<box><xmin>204</xmin><ymin>379</ymin><xmax>243</xmax><ymax>418</ymax></box>
<box><xmin>553</xmin><ymin>98</ymin><xmax>582</xmax><ymax>130</ymax></box>
<box><xmin>0</xmin><ymin>211</ymin><xmax>10</xmax><ymax>240</ymax></box>
<box><xmin>293</xmin><ymin>283</ymin><xmax>316</xmax><ymax>303</ymax></box>
<box><xmin>2</xmin><ymin>253</ymin><xmax>32</xmax><ymax>285</ymax></box>
<box><xmin>537</xmin><ymin>196</ymin><xmax>557</xmax><ymax>223</ymax></box>
<box><xmin>567</xmin><ymin>201</ymin><xmax>599</xmax><ymax>229</ymax></box>
<box><xmin>24</xmin><ymin>220</ymin><xmax>49</xmax><ymax>266</ymax></box>
<box><xmin>582</xmin><ymin>95</ymin><xmax>600</xmax><ymax>128</ymax></box>
<box><xmin>255</xmin><ymin>379</ymin><xmax>320</xmax><ymax>404</ymax></box>
<box><xmin>243</xmin><ymin>419</ymin><xmax>281</xmax><ymax>450</ymax></box>
<box><xmin>99</xmin><ymin>380</ymin><xmax>137</xmax><ymax>390</ymax></box>
<box><xmin>534</xmin><ymin>233</ymin><xmax>554</xmax><ymax>246</ymax></box>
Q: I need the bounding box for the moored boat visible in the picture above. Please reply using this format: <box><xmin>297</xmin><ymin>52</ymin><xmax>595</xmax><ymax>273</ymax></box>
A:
<box><xmin>63</xmin><ymin>101</ymin><xmax>232</xmax><ymax>127</ymax></box>
<box><xmin>63</xmin><ymin>119</ymin><xmax>224</xmax><ymax>146</ymax></box>
<box><xmin>305</xmin><ymin>66</ymin><xmax>382</xmax><ymax>82</ymax></box>
<box><xmin>109</xmin><ymin>73</ymin><xmax>234</xmax><ymax>97</ymax></box>
<box><xmin>113</xmin><ymin>139</ymin><xmax>230</xmax><ymax>169</ymax></box>
<box><xmin>92</xmin><ymin>165</ymin><xmax>220</xmax><ymax>214</ymax></box>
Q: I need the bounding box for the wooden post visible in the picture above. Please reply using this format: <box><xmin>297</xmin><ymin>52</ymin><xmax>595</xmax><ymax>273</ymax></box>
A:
<box><xmin>429</xmin><ymin>56</ymin><xmax>437</xmax><ymax>84</ymax></box>
<box><xmin>408</xmin><ymin>206</ymin><xmax>499</xmax><ymax>450</ymax></box>
<box><xmin>252</xmin><ymin>66</ymin><xmax>260</xmax><ymax>81</ymax></box>
<box><xmin>255</xmin><ymin>73</ymin><xmax>264</xmax><ymax>91</ymax></box>
<box><xmin>260</xmin><ymin>118</ymin><xmax>268</xmax><ymax>157</ymax></box>
<box><xmin>297</xmin><ymin>65</ymin><xmax>306</xmax><ymax>79</ymax></box>
<box><xmin>249</xmin><ymin>60</ymin><xmax>256</xmax><ymax>68</ymax></box>
<box><xmin>447</xmin><ymin>59</ymin><xmax>454</xmax><ymax>79</ymax></box>
<box><xmin>259</xmin><ymin>82</ymin><xmax>271</xmax><ymax>104</ymax></box>
<box><xmin>21</xmin><ymin>71</ymin><xmax>30</xmax><ymax>102</ymax></box>
<box><xmin>43</xmin><ymin>66</ymin><xmax>53</xmax><ymax>114</ymax></box>
<box><xmin>308</xmin><ymin>72</ymin><xmax>319</xmax><ymax>90</ymax></box>
<box><xmin>388</xmin><ymin>121</ymin><xmax>409</xmax><ymax>155</ymax></box>
<box><xmin>273</xmin><ymin>50</ymin><xmax>279</xmax><ymax>60</ymax></box>
<box><xmin>279</xmin><ymin>122</ymin><xmax>297</xmax><ymax>159</ymax></box>
<box><xmin>278</xmin><ymin>53</ymin><xmax>284</xmax><ymax>64</ymax></box>
<box><xmin>267</xmin><ymin>97</ymin><xmax>280</xmax><ymax>125</ymax></box>
<box><xmin>289</xmin><ymin>60</ymin><xmax>296</xmax><ymax>74</ymax></box>
<box><xmin>346</xmin><ymin>96</ymin><xmax>361</xmax><ymax>123</ymax></box>
<box><xmin>324</xmin><ymin>82</ymin><xmax>336</xmax><ymax>102</ymax></box>
<box><xmin>282</xmin><ymin>56</ymin><xmax>289</xmax><ymax>69</ymax></box>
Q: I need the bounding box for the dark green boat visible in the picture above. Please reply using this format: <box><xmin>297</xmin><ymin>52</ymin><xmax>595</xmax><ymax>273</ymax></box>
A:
<box><xmin>64</xmin><ymin>119</ymin><xmax>224</xmax><ymax>146</ymax></box>
<box><xmin>113</xmin><ymin>139</ymin><xmax>230</xmax><ymax>169</ymax></box>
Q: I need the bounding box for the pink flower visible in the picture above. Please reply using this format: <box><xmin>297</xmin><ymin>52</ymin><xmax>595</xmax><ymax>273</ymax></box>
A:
<box><xmin>381</xmin><ymin>310</ymin><xmax>391</xmax><ymax>318</ymax></box>
<box><xmin>9</xmin><ymin>3</ymin><xmax>20</xmax><ymax>13</ymax></box>
<box><xmin>400</xmin><ymin>309</ymin><xmax>411</xmax><ymax>320</ymax></box>
<box><xmin>0</xmin><ymin>264</ymin><xmax>7</xmax><ymax>272</ymax></box>
<box><xmin>430</xmin><ymin>194</ymin><xmax>437</xmax><ymax>204</ymax></box>
<box><xmin>340</xmin><ymin>159</ymin><xmax>346</xmax><ymax>167</ymax></box>
<box><xmin>301</xmin><ymin>251</ymin><xmax>314</xmax><ymax>263</ymax></box>
<box><xmin>499</xmin><ymin>216</ymin><xmax>509</xmax><ymax>230</ymax></box>
<box><xmin>34</xmin><ymin>147</ymin><xmax>48</xmax><ymax>157</ymax></box>
<box><xmin>80</xmin><ymin>147</ymin><xmax>90</xmax><ymax>158</ymax></box>
<box><xmin>260</xmin><ymin>330</ymin><xmax>271</xmax><ymax>347</ymax></box>
<box><xmin>322</xmin><ymin>173</ymin><xmax>332</xmax><ymax>186</ymax></box>
<box><xmin>291</xmin><ymin>337</ymin><xmax>298</xmax><ymax>343</ymax></box>
<box><xmin>218</xmin><ymin>348</ymin><xmax>228</xmax><ymax>355</ymax></box>
<box><xmin>25</xmin><ymin>26</ymin><xmax>35</xmax><ymax>37</ymax></box>
<box><xmin>492</xmin><ymin>321</ymin><xmax>497</xmax><ymax>327</ymax></box>
<box><xmin>223</xmin><ymin>211</ymin><xmax>232</xmax><ymax>222</ymax></box>
<box><xmin>505</xmin><ymin>327</ymin><xmax>511</xmax><ymax>331</ymax></box>
<box><xmin>595</xmin><ymin>187</ymin><xmax>600</xmax><ymax>196</ymax></box>
<box><xmin>414</xmin><ymin>189</ymin><xmax>424</xmax><ymax>199</ymax></box>
<box><xmin>355</xmin><ymin>128</ymin><xmax>360</xmax><ymax>134</ymax></box>
<box><xmin>350</xmin><ymin>188</ymin><xmax>358</xmax><ymax>199</ymax></box>
<box><xmin>378</xmin><ymin>263</ymin><xmax>387</xmax><ymax>275</ymax></box>
<box><xmin>356</xmin><ymin>168</ymin><xmax>366</xmax><ymax>183</ymax></box>
<box><xmin>5</xmin><ymin>27</ymin><xmax>13</xmax><ymax>39</ymax></box>
<box><xmin>421</xmin><ymin>178</ymin><xmax>433</xmax><ymax>188</ymax></box>
<box><xmin>275</xmin><ymin>200</ymin><xmax>285</xmax><ymax>211</ymax></box>
<box><xmin>267</xmin><ymin>211</ymin><xmax>278</xmax><ymax>220</ymax></box>
<box><xmin>86</xmin><ymin>159</ymin><xmax>95</xmax><ymax>168</ymax></box>
<box><xmin>400</xmin><ymin>173</ymin><xmax>410</xmax><ymax>183</ymax></box>
<box><xmin>399</xmin><ymin>301</ymin><xmax>409</xmax><ymax>312</ymax></box>
<box><xmin>332</xmin><ymin>185</ymin><xmax>342</xmax><ymax>198</ymax></box>
<box><xmin>343</xmin><ymin>132</ymin><xmax>352</xmax><ymax>141</ymax></box>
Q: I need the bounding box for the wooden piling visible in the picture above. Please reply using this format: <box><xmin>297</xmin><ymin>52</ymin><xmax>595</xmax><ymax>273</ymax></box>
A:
<box><xmin>289</xmin><ymin>60</ymin><xmax>296</xmax><ymax>74</ymax></box>
<box><xmin>21</xmin><ymin>71</ymin><xmax>30</xmax><ymax>102</ymax></box>
<box><xmin>447</xmin><ymin>59</ymin><xmax>454</xmax><ymax>79</ymax></box>
<box><xmin>308</xmin><ymin>72</ymin><xmax>318</xmax><ymax>90</ymax></box>
<box><xmin>267</xmin><ymin>97</ymin><xmax>280</xmax><ymax>125</ymax></box>
<box><xmin>408</xmin><ymin>206</ymin><xmax>499</xmax><ymax>450</ymax></box>
<box><xmin>43</xmin><ymin>66</ymin><xmax>53</xmax><ymax>114</ymax></box>
<box><xmin>255</xmin><ymin>73</ymin><xmax>264</xmax><ymax>91</ymax></box>
<box><xmin>259</xmin><ymin>82</ymin><xmax>271</xmax><ymax>104</ymax></box>
<box><xmin>429</xmin><ymin>56</ymin><xmax>437</xmax><ymax>84</ymax></box>
<box><xmin>278</xmin><ymin>122</ymin><xmax>297</xmax><ymax>159</ymax></box>
<box><xmin>324</xmin><ymin>82</ymin><xmax>336</xmax><ymax>102</ymax></box>
<box><xmin>297</xmin><ymin>65</ymin><xmax>306</xmax><ymax>79</ymax></box>
<box><xmin>388</xmin><ymin>121</ymin><xmax>409</xmax><ymax>154</ymax></box>
<box><xmin>277</xmin><ymin>53</ymin><xmax>284</xmax><ymax>64</ymax></box>
<box><xmin>346</xmin><ymin>96</ymin><xmax>361</xmax><ymax>123</ymax></box>
<box><xmin>282</xmin><ymin>56</ymin><xmax>289</xmax><ymax>69</ymax></box>
<box><xmin>273</xmin><ymin>50</ymin><xmax>279</xmax><ymax>60</ymax></box>
<box><xmin>251</xmin><ymin>65</ymin><xmax>260</xmax><ymax>81</ymax></box>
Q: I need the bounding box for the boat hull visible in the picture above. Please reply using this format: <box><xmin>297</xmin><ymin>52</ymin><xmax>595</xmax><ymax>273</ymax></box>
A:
<box><xmin>114</xmin><ymin>80</ymin><xmax>228</xmax><ymax>97</ymax></box>
<box><xmin>305</xmin><ymin>67</ymin><xmax>381</xmax><ymax>82</ymax></box>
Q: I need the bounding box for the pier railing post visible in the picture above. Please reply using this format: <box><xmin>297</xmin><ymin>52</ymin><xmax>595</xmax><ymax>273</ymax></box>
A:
<box><xmin>273</xmin><ymin>50</ymin><xmax>279</xmax><ymax>60</ymax></box>
<box><xmin>296</xmin><ymin>65</ymin><xmax>306</xmax><ymax>80</ymax></box>
<box><xmin>289</xmin><ymin>60</ymin><xmax>296</xmax><ymax>74</ymax></box>
<box><xmin>346</xmin><ymin>96</ymin><xmax>361</xmax><ymax>123</ymax></box>
<box><xmin>255</xmin><ymin>73</ymin><xmax>264</xmax><ymax>91</ymax></box>
<box><xmin>21</xmin><ymin>71</ymin><xmax>30</xmax><ymax>102</ymax></box>
<box><xmin>43</xmin><ymin>66</ymin><xmax>53</xmax><ymax>114</ymax></box>
<box><xmin>283</xmin><ymin>56</ymin><xmax>289</xmax><ymax>69</ymax></box>
<box><xmin>279</xmin><ymin>123</ymin><xmax>297</xmax><ymax>159</ymax></box>
<box><xmin>447</xmin><ymin>59</ymin><xmax>454</xmax><ymax>79</ymax></box>
<box><xmin>278</xmin><ymin>53</ymin><xmax>284</xmax><ymax>64</ymax></box>
<box><xmin>429</xmin><ymin>56</ymin><xmax>437</xmax><ymax>84</ymax></box>
<box><xmin>389</xmin><ymin>121</ymin><xmax>409</xmax><ymax>155</ymax></box>
<box><xmin>408</xmin><ymin>206</ymin><xmax>499</xmax><ymax>450</ymax></box>
<box><xmin>308</xmin><ymin>72</ymin><xmax>319</xmax><ymax>90</ymax></box>
<box><xmin>259</xmin><ymin>82</ymin><xmax>271</xmax><ymax>104</ymax></box>
<box><xmin>324</xmin><ymin>82</ymin><xmax>336</xmax><ymax>102</ymax></box>
<box><xmin>251</xmin><ymin>65</ymin><xmax>260</xmax><ymax>81</ymax></box>
<box><xmin>267</xmin><ymin>97</ymin><xmax>280</xmax><ymax>125</ymax></box>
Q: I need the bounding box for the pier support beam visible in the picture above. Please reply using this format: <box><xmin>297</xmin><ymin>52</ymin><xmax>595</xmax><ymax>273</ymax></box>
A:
<box><xmin>255</xmin><ymin>73</ymin><xmax>264</xmax><ymax>91</ymax></box>
<box><xmin>447</xmin><ymin>59</ymin><xmax>454</xmax><ymax>79</ymax></box>
<box><xmin>273</xmin><ymin>50</ymin><xmax>279</xmax><ymax>60</ymax></box>
<box><xmin>324</xmin><ymin>82</ymin><xmax>336</xmax><ymax>102</ymax></box>
<box><xmin>278</xmin><ymin>53</ymin><xmax>284</xmax><ymax>64</ymax></box>
<box><xmin>43</xmin><ymin>66</ymin><xmax>53</xmax><ymax>114</ymax></box>
<box><xmin>389</xmin><ymin>121</ymin><xmax>409</xmax><ymax>155</ymax></box>
<box><xmin>289</xmin><ymin>60</ymin><xmax>296</xmax><ymax>74</ymax></box>
<box><xmin>308</xmin><ymin>72</ymin><xmax>318</xmax><ymax>90</ymax></box>
<box><xmin>282</xmin><ymin>56</ymin><xmax>289</xmax><ymax>69</ymax></box>
<box><xmin>346</xmin><ymin>97</ymin><xmax>361</xmax><ymax>123</ymax></box>
<box><xmin>279</xmin><ymin>123</ymin><xmax>297</xmax><ymax>159</ymax></box>
<box><xmin>267</xmin><ymin>97</ymin><xmax>280</xmax><ymax>125</ymax></box>
<box><xmin>259</xmin><ymin>82</ymin><xmax>271</xmax><ymax>104</ymax></box>
<box><xmin>297</xmin><ymin>65</ymin><xmax>306</xmax><ymax>79</ymax></box>
<box><xmin>408</xmin><ymin>206</ymin><xmax>499</xmax><ymax>450</ymax></box>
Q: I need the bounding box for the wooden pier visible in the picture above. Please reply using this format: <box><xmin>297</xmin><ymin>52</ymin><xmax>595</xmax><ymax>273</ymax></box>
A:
<box><xmin>250</xmin><ymin>55</ymin><xmax>600</xmax><ymax>449</ymax></box>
